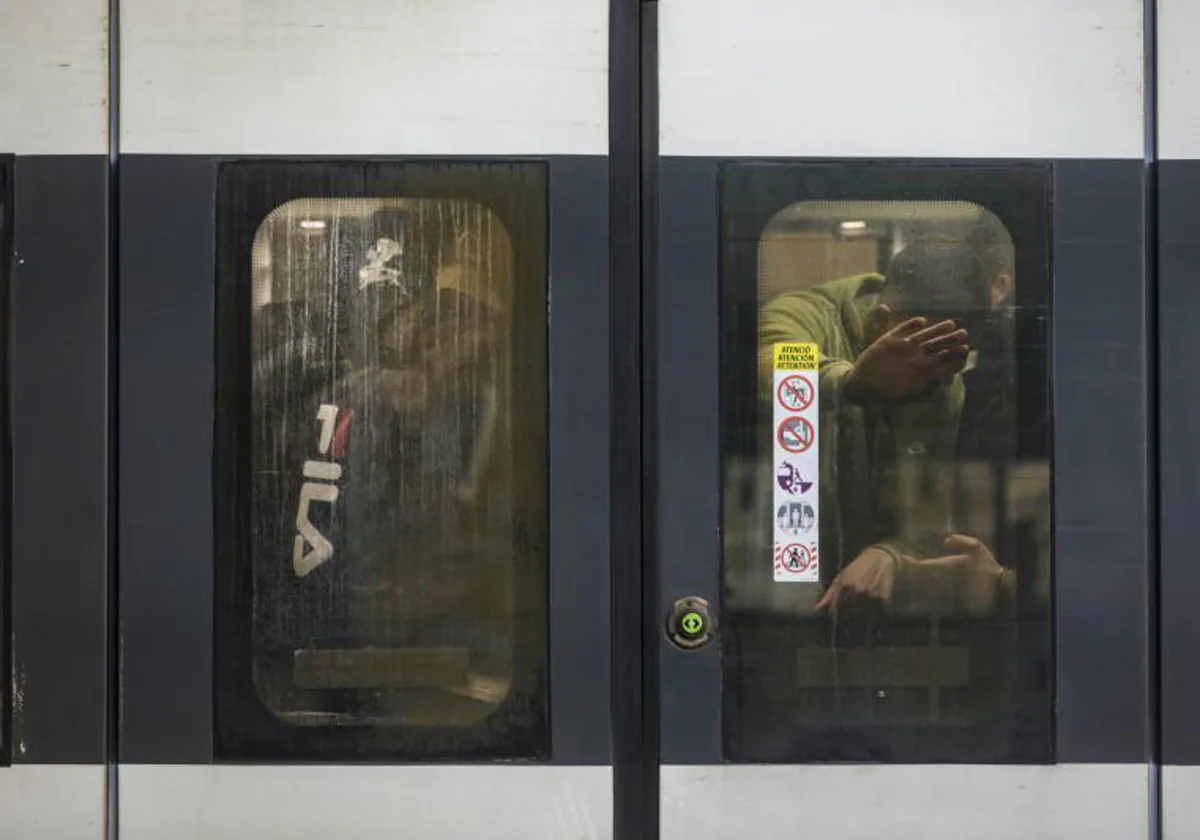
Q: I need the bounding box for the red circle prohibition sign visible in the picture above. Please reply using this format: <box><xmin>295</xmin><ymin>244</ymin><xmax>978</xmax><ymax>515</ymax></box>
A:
<box><xmin>777</xmin><ymin>416</ymin><xmax>815</xmax><ymax>454</ymax></box>
<box><xmin>777</xmin><ymin>374</ymin><xmax>815</xmax><ymax>413</ymax></box>
<box><xmin>780</xmin><ymin>543</ymin><xmax>814</xmax><ymax>574</ymax></box>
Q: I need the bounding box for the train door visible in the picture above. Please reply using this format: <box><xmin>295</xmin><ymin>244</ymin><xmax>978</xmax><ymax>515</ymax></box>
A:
<box><xmin>654</xmin><ymin>2</ymin><xmax>1154</xmax><ymax>838</ymax></box>
<box><xmin>1159</xmin><ymin>3</ymin><xmax>1200</xmax><ymax>837</ymax></box>
<box><xmin>0</xmin><ymin>5</ymin><xmax>111</xmax><ymax>839</ymax></box>
<box><xmin>116</xmin><ymin>3</ymin><xmax>611</xmax><ymax>838</ymax></box>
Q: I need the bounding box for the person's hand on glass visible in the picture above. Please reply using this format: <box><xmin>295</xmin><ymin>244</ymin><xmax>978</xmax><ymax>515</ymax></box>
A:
<box><xmin>844</xmin><ymin>306</ymin><xmax>970</xmax><ymax>403</ymax></box>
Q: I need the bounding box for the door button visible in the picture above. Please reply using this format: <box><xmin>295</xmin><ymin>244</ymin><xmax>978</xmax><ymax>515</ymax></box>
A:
<box><xmin>667</xmin><ymin>596</ymin><xmax>714</xmax><ymax>650</ymax></box>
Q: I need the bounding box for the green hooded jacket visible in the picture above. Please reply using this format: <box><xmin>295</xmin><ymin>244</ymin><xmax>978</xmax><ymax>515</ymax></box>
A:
<box><xmin>759</xmin><ymin>273</ymin><xmax>966</xmax><ymax>583</ymax></box>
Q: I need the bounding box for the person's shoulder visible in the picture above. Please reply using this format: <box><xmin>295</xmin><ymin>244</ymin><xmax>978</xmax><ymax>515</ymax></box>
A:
<box><xmin>832</xmin><ymin>272</ymin><xmax>886</xmax><ymax>299</ymax></box>
<box><xmin>766</xmin><ymin>272</ymin><xmax>884</xmax><ymax>312</ymax></box>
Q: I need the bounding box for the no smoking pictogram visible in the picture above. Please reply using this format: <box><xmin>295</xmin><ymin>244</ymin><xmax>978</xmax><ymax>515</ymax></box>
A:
<box><xmin>777</xmin><ymin>416</ymin><xmax>815</xmax><ymax>454</ymax></box>
<box><xmin>777</xmin><ymin>374</ymin><xmax>814</xmax><ymax>412</ymax></box>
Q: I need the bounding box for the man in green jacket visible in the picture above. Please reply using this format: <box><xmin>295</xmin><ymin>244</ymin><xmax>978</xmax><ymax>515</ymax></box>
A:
<box><xmin>759</xmin><ymin>233</ymin><xmax>1018</xmax><ymax>616</ymax></box>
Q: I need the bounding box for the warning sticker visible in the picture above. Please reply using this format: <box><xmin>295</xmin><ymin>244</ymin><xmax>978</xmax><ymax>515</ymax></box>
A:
<box><xmin>775</xmin><ymin>542</ymin><xmax>817</xmax><ymax>577</ymax></box>
<box><xmin>773</xmin><ymin>343</ymin><xmax>819</xmax><ymax>372</ymax></box>
<box><xmin>776</xmin><ymin>499</ymin><xmax>816</xmax><ymax>538</ymax></box>
<box><xmin>777</xmin><ymin>374</ymin><xmax>815</xmax><ymax>412</ymax></box>
<box><xmin>772</xmin><ymin>342</ymin><xmax>819</xmax><ymax>583</ymax></box>
<box><xmin>777</xmin><ymin>416</ymin><xmax>815</xmax><ymax>454</ymax></box>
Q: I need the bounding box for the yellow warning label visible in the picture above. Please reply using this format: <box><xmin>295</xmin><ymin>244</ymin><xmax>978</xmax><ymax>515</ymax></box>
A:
<box><xmin>773</xmin><ymin>342</ymin><xmax>819</xmax><ymax>372</ymax></box>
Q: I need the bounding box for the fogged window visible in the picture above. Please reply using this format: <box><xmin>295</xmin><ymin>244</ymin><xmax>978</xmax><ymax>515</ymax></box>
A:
<box><xmin>246</xmin><ymin>190</ymin><xmax>543</xmax><ymax>741</ymax></box>
<box><xmin>721</xmin><ymin>177</ymin><xmax>1052</xmax><ymax>763</ymax></box>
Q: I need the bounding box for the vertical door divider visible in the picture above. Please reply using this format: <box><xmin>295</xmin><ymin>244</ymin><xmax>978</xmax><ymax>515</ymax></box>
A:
<box><xmin>610</xmin><ymin>0</ymin><xmax>661</xmax><ymax>837</ymax></box>
<box><xmin>1143</xmin><ymin>0</ymin><xmax>1162</xmax><ymax>835</ymax></box>
<box><xmin>105</xmin><ymin>0</ymin><xmax>121</xmax><ymax>833</ymax></box>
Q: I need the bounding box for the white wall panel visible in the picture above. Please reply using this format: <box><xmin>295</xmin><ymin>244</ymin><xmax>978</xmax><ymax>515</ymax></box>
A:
<box><xmin>119</xmin><ymin>765</ymin><xmax>611</xmax><ymax>840</ymax></box>
<box><xmin>663</xmin><ymin>764</ymin><xmax>1148</xmax><ymax>840</ymax></box>
<box><xmin>1158</xmin><ymin>0</ymin><xmax>1200</xmax><ymax>159</ymax></box>
<box><xmin>0</xmin><ymin>765</ymin><xmax>106</xmax><ymax>840</ymax></box>
<box><xmin>0</xmin><ymin>0</ymin><xmax>108</xmax><ymax>155</ymax></box>
<box><xmin>661</xmin><ymin>0</ymin><xmax>1144</xmax><ymax>158</ymax></box>
<box><xmin>120</xmin><ymin>0</ymin><xmax>607</xmax><ymax>155</ymax></box>
<box><xmin>1165</xmin><ymin>766</ymin><xmax>1200</xmax><ymax>839</ymax></box>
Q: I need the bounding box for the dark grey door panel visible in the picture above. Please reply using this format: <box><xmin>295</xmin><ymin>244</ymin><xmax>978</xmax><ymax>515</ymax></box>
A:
<box><xmin>656</xmin><ymin>157</ymin><xmax>1150</xmax><ymax>767</ymax></box>
<box><xmin>119</xmin><ymin>154</ymin><xmax>612</xmax><ymax>766</ymax></box>
<box><xmin>8</xmin><ymin>156</ymin><xmax>109</xmax><ymax>765</ymax></box>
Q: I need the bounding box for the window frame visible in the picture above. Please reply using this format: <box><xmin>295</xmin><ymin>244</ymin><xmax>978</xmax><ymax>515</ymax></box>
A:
<box><xmin>213</xmin><ymin>160</ymin><xmax>551</xmax><ymax>762</ymax></box>
<box><xmin>717</xmin><ymin>160</ymin><xmax>1055</xmax><ymax>764</ymax></box>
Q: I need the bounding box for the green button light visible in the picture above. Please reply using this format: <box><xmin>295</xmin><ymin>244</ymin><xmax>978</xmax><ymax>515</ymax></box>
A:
<box><xmin>680</xmin><ymin>611</ymin><xmax>706</xmax><ymax>637</ymax></box>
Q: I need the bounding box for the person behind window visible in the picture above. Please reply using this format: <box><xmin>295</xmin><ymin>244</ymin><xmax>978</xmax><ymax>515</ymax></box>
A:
<box><xmin>340</xmin><ymin>208</ymin><xmax>512</xmax><ymax>615</ymax></box>
<box><xmin>758</xmin><ymin>216</ymin><xmax>1017</xmax><ymax>616</ymax></box>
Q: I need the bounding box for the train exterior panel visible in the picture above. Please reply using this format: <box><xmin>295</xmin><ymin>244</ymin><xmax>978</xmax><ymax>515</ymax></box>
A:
<box><xmin>0</xmin><ymin>2</ymin><xmax>110</xmax><ymax>838</ymax></box>
<box><xmin>5</xmin><ymin>0</ymin><xmax>1199</xmax><ymax>837</ymax></box>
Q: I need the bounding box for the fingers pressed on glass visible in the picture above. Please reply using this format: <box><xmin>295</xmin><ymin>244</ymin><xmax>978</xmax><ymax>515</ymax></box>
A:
<box><xmin>907</xmin><ymin>319</ymin><xmax>958</xmax><ymax>343</ymax></box>
<box><xmin>919</xmin><ymin>328</ymin><xmax>969</xmax><ymax>354</ymax></box>
<box><xmin>885</xmin><ymin>316</ymin><xmax>927</xmax><ymax>339</ymax></box>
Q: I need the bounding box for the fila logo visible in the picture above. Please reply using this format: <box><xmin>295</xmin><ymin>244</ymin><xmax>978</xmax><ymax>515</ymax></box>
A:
<box><xmin>293</xmin><ymin>403</ymin><xmax>353</xmax><ymax>578</ymax></box>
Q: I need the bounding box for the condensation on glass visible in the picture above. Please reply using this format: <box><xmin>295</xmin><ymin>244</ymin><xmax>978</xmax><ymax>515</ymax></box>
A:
<box><xmin>249</xmin><ymin>197</ymin><xmax>529</xmax><ymax>728</ymax></box>
<box><xmin>722</xmin><ymin>196</ymin><xmax>1052</xmax><ymax>762</ymax></box>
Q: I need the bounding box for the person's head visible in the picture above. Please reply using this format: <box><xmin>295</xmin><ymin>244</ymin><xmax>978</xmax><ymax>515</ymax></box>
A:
<box><xmin>434</xmin><ymin>203</ymin><xmax>512</xmax><ymax>314</ymax></box>
<box><xmin>878</xmin><ymin>213</ymin><xmax>1013</xmax><ymax>337</ymax></box>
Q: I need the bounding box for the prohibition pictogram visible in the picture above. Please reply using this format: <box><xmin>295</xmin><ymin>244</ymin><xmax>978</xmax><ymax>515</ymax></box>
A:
<box><xmin>777</xmin><ymin>415</ymin><xmax>815</xmax><ymax>454</ymax></box>
<box><xmin>777</xmin><ymin>374</ymin><xmax>815</xmax><ymax>412</ymax></box>
<box><xmin>777</xmin><ymin>543</ymin><xmax>815</xmax><ymax>574</ymax></box>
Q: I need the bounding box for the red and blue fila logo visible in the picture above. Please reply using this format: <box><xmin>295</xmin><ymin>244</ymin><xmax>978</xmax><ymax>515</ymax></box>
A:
<box><xmin>293</xmin><ymin>403</ymin><xmax>353</xmax><ymax>578</ymax></box>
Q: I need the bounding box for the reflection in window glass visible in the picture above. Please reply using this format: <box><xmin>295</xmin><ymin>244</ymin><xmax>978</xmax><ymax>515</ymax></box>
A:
<box><xmin>250</xmin><ymin>197</ymin><xmax>533</xmax><ymax>728</ymax></box>
<box><xmin>723</xmin><ymin>194</ymin><xmax>1052</xmax><ymax>762</ymax></box>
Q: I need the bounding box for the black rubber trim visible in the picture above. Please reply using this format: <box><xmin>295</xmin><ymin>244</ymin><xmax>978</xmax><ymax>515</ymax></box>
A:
<box><xmin>610</xmin><ymin>0</ymin><xmax>660</xmax><ymax>837</ymax></box>
<box><xmin>1142</xmin><ymin>0</ymin><xmax>1160</xmax><ymax>833</ymax></box>
<box><xmin>107</xmin><ymin>0</ymin><xmax>122</xmax><ymax>830</ymax></box>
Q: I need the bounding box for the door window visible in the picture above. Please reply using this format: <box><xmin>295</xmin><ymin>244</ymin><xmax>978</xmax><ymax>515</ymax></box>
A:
<box><xmin>721</xmin><ymin>165</ymin><xmax>1053</xmax><ymax>763</ymax></box>
<box><xmin>216</xmin><ymin>163</ymin><xmax>549</xmax><ymax>760</ymax></box>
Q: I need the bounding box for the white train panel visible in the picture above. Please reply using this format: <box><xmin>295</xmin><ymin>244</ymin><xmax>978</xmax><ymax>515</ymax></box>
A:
<box><xmin>660</xmin><ymin>0</ymin><xmax>1144</xmax><ymax>159</ymax></box>
<box><xmin>662</xmin><ymin>764</ymin><xmax>1148</xmax><ymax>840</ymax></box>
<box><xmin>119</xmin><ymin>765</ymin><xmax>611</xmax><ymax>840</ymax></box>
<box><xmin>120</xmin><ymin>0</ymin><xmax>608</xmax><ymax>155</ymax></box>
<box><xmin>1165</xmin><ymin>766</ymin><xmax>1200</xmax><ymax>839</ymax></box>
<box><xmin>0</xmin><ymin>0</ymin><xmax>108</xmax><ymax>154</ymax></box>
<box><xmin>1158</xmin><ymin>0</ymin><xmax>1200</xmax><ymax>159</ymax></box>
<box><xmin>0</xmin><ymin>766</ymin><xmax>106</xmax><ymax>840</ymax></box>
